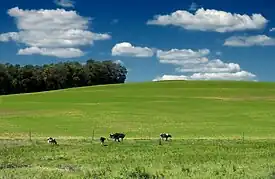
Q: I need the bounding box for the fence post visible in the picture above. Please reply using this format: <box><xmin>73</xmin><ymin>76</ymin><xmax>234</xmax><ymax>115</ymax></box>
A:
<box><xmin>92</xmin><ymin>129</ymin><xmax>95</xmax><ymax>143</ymax></box>
<box><xmin>29</xmin><ymin>130</ymin><xmax>32</xmax><ymax>142</ymax></box>
<box><xmin>242</xmin><ymin>132</ymin><xmax>244</xmax><ymax>144</ymax></box>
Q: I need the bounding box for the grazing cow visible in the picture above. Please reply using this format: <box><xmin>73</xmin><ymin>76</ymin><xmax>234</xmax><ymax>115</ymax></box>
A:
<box><xmin>100</xmin><ymin>137</ymin><xmax>106</xmax><ymax>145</ymax></box>
<box><xmin>160</xmin><ymin>133</ymin><xmax>172</xmax><ymax>141</ymax></box>
<box><xmin>110</xmin><ymin>133</ymin><xmax>125</xmax><ymax>142</ymax></box>
<box><xmin>47</xmin><ymin>137</ymin><xmax>57</xmax><ymax>145</ymax></box>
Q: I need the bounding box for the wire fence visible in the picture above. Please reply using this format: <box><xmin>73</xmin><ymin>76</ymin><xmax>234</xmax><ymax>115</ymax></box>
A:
<box><xmin>0</xmin><ymin>130</ymin><xmax>252</xmax><ymax>144</ymax></box>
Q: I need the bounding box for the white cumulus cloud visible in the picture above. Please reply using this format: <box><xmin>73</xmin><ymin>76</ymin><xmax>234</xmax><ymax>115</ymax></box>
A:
<box><xmin>0</xmin><ymin>32</ymin><xmax>19</xmax><ymax>42</ymax></box>
<box><xmin>189</xmin><ymin>71</ymin><xmax>256</xmax><ymax>81</ymax></box>
<box><xmin>18</xmin><ymin>47</ymin><xmax>84</xmax><ymax>58</ymax></box>
<box><xmin>176</xmin><ymin>59</ymin><xmax>241</xmax><ymax>73</ymax></box>
<box><xmin>112</xmin><ymin>42</ymin><xmax>154</xmax><ymax>57</ymax></box>
<box><xmin>153</xmin><ymin>75</ymin><xmax>188</xmax><ymax>81</ymax></box>
<box><xmin>224</xmin><ymin>35</ymin><xmax>275</xmax><ymax>47</ymax></box>
<box><xmin>147</xmin><ymin>8</ymin><xmax>268</xmax><ymax>33</ymax></box>
<box><xmin>0</xmin><ymin>7</ymin><xmax>111</xmax><ymax>58</ymax></box>
<box><xmin>1</xmin><ymin>30</ymin><xmax>110</xmax><ymax>48</ymax></box>
<box><xmin>54</xmin><ymin>0</ymin><xmax>75</xmax><ymax>8</ymax></box>
<box><xmin>154</xmin><ymin>71</ymin><xmax>256</xmax><ymax>81</ymax></box>
<box><xmin>157</xmin><ymin>48</ymin><xmax>210</xmax><ymax>65</ymax></box>
<box><xmin>154</xmin><ymin>48</ymin><xmax>256</xmax><ymax>81</ymax></box>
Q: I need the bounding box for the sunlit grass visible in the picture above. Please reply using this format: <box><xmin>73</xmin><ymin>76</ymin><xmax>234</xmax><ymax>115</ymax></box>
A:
<box><xmin>1</xmin><ymin>80</ymin><xmax>275</xmax><ymax>178</ymax></box>
<box><xmin>1</xmin><ymin>139</ymin><xmax>275</xmax><ymax>178</ymax></box>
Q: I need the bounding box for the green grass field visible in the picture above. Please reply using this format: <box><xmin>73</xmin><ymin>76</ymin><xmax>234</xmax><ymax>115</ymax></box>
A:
<box><xmin>1</xmin><ymin>80</ymin><xmax>275</xmax><ymax>178</ymax></box>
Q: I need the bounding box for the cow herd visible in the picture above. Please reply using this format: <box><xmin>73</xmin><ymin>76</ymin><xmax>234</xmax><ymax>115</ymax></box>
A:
<box><xmin>47</xmin><ymin>133</ymin><xmax>172</xmax><ymax>145</ymax></box>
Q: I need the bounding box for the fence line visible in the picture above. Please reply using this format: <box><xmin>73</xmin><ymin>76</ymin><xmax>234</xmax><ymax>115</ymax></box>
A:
<box><xmin>0</xmin><ymin>131</ymin><xmax>270</xmax><ymax>142</ymax></box>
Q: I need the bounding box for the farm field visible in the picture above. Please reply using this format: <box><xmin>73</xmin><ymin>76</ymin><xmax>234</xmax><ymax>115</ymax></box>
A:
<box><xmin>1</xmin><ymin>80</ymin><xmax>275</xmax><ymax>178</ymax></box>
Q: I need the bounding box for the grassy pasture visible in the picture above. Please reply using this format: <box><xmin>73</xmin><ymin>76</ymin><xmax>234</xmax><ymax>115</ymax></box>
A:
<box><xmin>1</xmin><ymin>139</ymin><xmax>275</xmax><ymax>178</ymax></box>
<box><xmin>1</xmin><ymin>80</ymin><xmax>275</xmax><ymax>178</ymax></box>
<box><xmin>1</xmin><ymin>80</ymin><xmax>275</xmax><ymax>139</ymax></box>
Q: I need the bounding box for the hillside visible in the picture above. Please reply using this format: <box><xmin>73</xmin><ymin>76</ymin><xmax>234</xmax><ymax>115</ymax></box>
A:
<box><xmin>2</xmin><ymin>80</ymin><xmax>275</xmax><ymax>178</ymax></box>
<box><xmin>1</xmin><ymin>80</ymin><xmax>275</xmax><ymax>139</ymax></box>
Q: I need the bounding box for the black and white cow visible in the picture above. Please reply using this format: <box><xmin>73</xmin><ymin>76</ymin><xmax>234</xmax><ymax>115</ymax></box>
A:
<box><xmin>110</xmin><ymin>133</ymin><xmax>125</xmax><ymax>142</ymax></box>
<box><xmin>47</xmin><ymin>137</ymin><xmax>57</xmax><ymax>145</ymax></box>
<box><xmin>160</xmin><ymin>133</ymin><xmax>172</xmax><ymax>141</ymax></box>
<box><xmin>100</xmin><ymin>137</ymin><xmax>106</xmax><ymax>145</ymax></box>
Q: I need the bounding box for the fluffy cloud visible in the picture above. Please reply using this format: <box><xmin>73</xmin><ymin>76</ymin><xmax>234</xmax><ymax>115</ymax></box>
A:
<box><xmin>270</xmin><ymin>28</ymin><xmax>275</xmax><ymax>32</ymax></box>
<box><xmin>154</xmin><ymin>71</ymin><xmax>256</xmax><ymax>81</ymax></box>
<box><xmin>54</xmin><ymin>0</ymin><xmax>75</xmax><ymax>8</ymax></box>
<box><xmin>157</xmin><ymin>48</ymin><xmax>209</xmax><ymax>65</ymax></box>
<box><xmin>0</xmin><ymin>32</ymin><xmax>19</xmax><ymax>42</ymax></box>
<box><xmin>176</xmin><ymin>59</ymin><xmax>241</xmax><ymax>73</ymax></box>
<box><xmin>153</xmin><ymin>75</ymin><xmax>188</xmax><ymax>81</ymax></box>
<box><xmin>224</xmin><ymin>35</ymin><xmax>275</xmax><ymax>47</ymax></box>
<box><xmin>0</xmin><ymin>7</ymin><xmax>111</xmax><ymax>58</ymax></box>
<box><xmin>7</xmin><ymin>7</ymin><xmax>89</xmax><ymax>31</ymax></box>
<box><xmin>112</xmin><ymin>42</ymin><xmax>154</xmax><ymax>57</ymax></box>
<box><xmin>0</xmin><ymin>30</ymin><xmax>110</xmax><ymax>48</ymax></box>
<box><xmin>189</xmin><ymin>71</ymin><xmax>256</xmax><ymax>80</ymax></box>
<box><xmin>154</xmin><ymin>48</ymin><xmax>256</xmax><ymax>81</ymax></box>
<box><xmin>18</xmin><ymin>47</ymin><xmax>84</xmax><ymax>58</ymax></box>
<box><xmin>147</xmin><ymin>8</ymin><xmax>267</xmax><ymax>33</ymax></box>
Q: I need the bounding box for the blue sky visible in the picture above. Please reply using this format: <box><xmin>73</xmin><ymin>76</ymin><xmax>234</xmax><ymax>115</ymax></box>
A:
<box><xmin>1</xmin><ymin>0</ymin><xmax>275</xmax><ymax>82</ymax></box>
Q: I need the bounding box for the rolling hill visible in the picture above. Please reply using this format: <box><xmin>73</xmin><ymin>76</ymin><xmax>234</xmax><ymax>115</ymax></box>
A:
<box><xmin>2</xmin><ymin>80</ymin><xmax>275</xmax><ymax>178</ymax></box>
<box><xmin>1</xmin><ymin>80</ymin><xmax>275</xmax><ymax>139</ymax></box>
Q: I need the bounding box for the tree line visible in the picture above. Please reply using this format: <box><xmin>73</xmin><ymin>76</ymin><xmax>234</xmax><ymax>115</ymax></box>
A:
<box><xmin>0</xmin><ymin>59</ymin><xmax>127</xmax><ymax>95</ymax></box>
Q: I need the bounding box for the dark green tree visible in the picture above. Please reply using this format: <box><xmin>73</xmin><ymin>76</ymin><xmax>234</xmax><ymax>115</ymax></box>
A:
<box><xmin>0</xmin><ymin>58</ymin><xmax>128</xmax><ymax>95</ymax></box>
